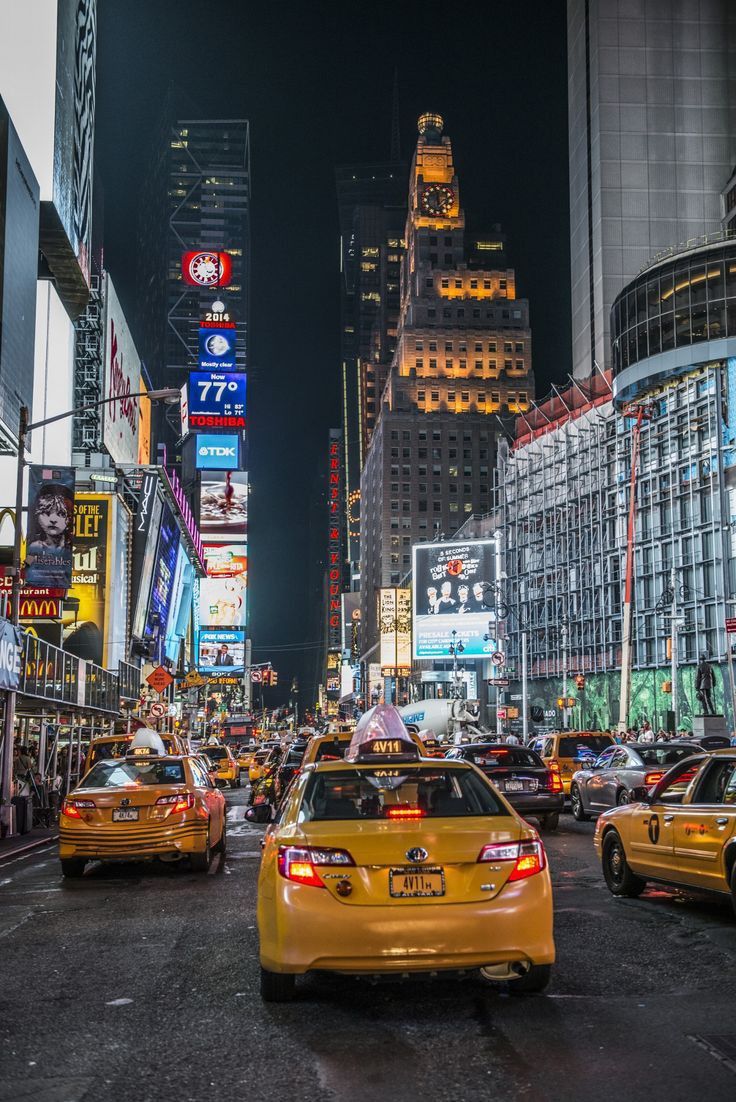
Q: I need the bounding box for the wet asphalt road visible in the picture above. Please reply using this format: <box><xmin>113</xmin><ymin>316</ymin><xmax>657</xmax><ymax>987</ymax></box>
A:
<box><xmin>2</xmin><ymin>787</ymin><xmax>736</xmax><ymax>1102</ymax></box>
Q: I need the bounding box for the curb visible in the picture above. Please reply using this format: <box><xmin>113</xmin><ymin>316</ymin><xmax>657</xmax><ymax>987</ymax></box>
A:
<box><xmin>0</xmin><ymin>833</ymin><xmax>58</xmax><ymax>866</ymax></box>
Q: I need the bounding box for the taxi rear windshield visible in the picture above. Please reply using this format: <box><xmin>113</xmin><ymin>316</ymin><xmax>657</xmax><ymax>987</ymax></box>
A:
<box><xmin>203</xmin><ymin>747</ymin><xmax>228</xmax><ymax>760</ymax></box>
<box><xmin>300</xmin><ymin>767</ymin><xmax>508</xmax><ymax>821</ymax></box>
<box><xmin>635</xmin><ymin>746</ymin><xmax>697</xmax><ymax>766</ymax></box>
<box><xmin>469</xmin><ymin>748</ymin><xmax>541</xmax><ymax>768</ymax></box>
<box><xmin>79</xmin><ymin>761</ymin><xmax>186</xmax><ymax>787</ymax></box>
<box><xmin>558</xmin><ymin>736</ymin><xmax>613</xmax><ymax>757</ymax></box>
<box><xmin>314</xmin><ymin>741</ymin><xmax>349</xmax><ymax>762</ymax></box>
<box><xmin>88</xmin><ymin>739</ymin><xmax>132</xmax><ymax>765</ymax></box>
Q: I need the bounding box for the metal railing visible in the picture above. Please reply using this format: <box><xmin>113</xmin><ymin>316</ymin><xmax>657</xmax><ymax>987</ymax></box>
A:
<box><xmin>16</xmin><ymin>631</ymin><xmax>136</xmax><ymax>715</ymax></box>
<box><xmin>639</xmin><ymin>228</ymin><xmax>736</xmax><ymax>274</ymax></box>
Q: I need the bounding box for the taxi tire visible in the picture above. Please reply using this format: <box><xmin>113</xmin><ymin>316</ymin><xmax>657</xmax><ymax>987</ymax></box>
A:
<box><xmin>540</xmin><ymin>812</ymin><xmax>559</xmax><ymax>831</ymax></box>
<box><xmin>729</xmin><ymin>860</ymin><xmax>736</xmax><ymax>919</ymax></box>
<box><xmin>602</xmin><ymin>831</ymin><xmax>646</xmax><ymax>898</ymax></box>
<box><xmin>190</xmin><ymin>827</ymin><xmax>212</xmax><ymax>873</ymax></box>
<box><xmin>214</xmin><ymin>819</ymin><xmax>227</xmax><ymax>857</ymax></box>
<box><xmin>60</xmin><ymin>858</ymin><xmax>86</xmax><ymax>878</ymax></box>
<box><xmin>508</xmin><ymin>964</ymin><xmax>552</xmax><ymax>994</ymax></box>
<box><xmin>260</xmin><ymin>966</ymin><xmax>296</xmax><ymax>1002</ymax></box>
<box><xmin>570</xmin><ymin>784</ymin><xmax>590</xmax><ymax>822</ymax></box>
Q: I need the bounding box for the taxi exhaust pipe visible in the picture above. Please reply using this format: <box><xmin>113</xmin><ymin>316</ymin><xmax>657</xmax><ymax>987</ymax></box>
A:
<box><xmin>480</xmin><ymin>962</ymin><xmax>530</xmax><ymax>982</ymax></box>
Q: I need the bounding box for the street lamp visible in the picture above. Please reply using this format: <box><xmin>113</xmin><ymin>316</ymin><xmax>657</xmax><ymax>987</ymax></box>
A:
<box><xmin>448</xmin><ymin>629</ymin><xmax>465</xmax><ymax>699</ymax></box>
<box><xmin>0</xmin><ymin>387</ymin><xmax>180</xmax><ymax>836</ymax></box>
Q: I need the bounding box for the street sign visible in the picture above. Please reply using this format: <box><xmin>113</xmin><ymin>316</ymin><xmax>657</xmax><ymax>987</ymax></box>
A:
<box><xmin>726</xmin><ymin>618</ymin><xmax>736</xmax><ymax>634</ymax></box>
<box><xmin>489</xmin><ymin>678</ymin><xmax>510</xmax><ymax>687</ymax></box>
<box><xmin>497</xmin><ymin>707</ymin><xmax>507</xmax><ymax>720</ymax></box>
<box><xmin>250</xmin><ymin>669</ymin><xmax>263</xmax><ymax>683</ymax></box>
<box><xmin>183</xmin><ymin>670</ymin><xmax>207</xmax><ymax>689</ymax></box>
<box><xmin>149</xmin><ymin>701</ymin><xmax>167</xmax><ymax>719</ymax></box>
<box><xmin>146</xmin><ymin>666</ymin><xmax>174</xmax><ymax>694</ymax></box>
<box><xmin>491</xmin><ymin>651</ymin><xmax>506</xmax><ymax>667</ymax></box>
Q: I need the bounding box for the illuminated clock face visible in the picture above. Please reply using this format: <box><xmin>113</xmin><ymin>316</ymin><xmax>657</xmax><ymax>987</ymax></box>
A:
<box><xmin>421</xmin><ymin>184</ymin><xmax>454</xmax><ymax>216</ymax></box>
<box><xmin>187</xmin><ymin>252</ymin><xmax>222</xmax><ymax>286</ymax></box>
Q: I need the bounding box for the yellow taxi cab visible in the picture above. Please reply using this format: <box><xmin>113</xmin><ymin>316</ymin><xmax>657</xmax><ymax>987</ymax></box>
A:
<box><xmin>249</xmin><ymin>743</ymin><xmax>281</xmax><ymax>784</ymax></box>
<box><xmin>83</xmin><ymin>731</ymin><xmax>185</xmax><ymax>776</ymax></box>
<box><xmin>301</xmin><ymin>712</ymin><xmax>425</xmax><ymax>769</ymax></box>
<box><xmin>237</xmin><ymin>745</ymin><xmax>257</xmax><ymax>772</ymax></box>
<box><xmin>594</xmin><ymin>749</ymin><xmax>736</xmax><ymax>912</ymax></box>
<box><xmin>201</xmin><ymin>742</ymin><xmax>240</xmax><ymax>787</ymax></box>
<box><xmin>256</xmin><ymin>705</ymin><xmax>554</xmax><ymax>1002</ymax></box>
<box><xmin>59</xmin><ymin>730</ymin><xmax>226</xmax><ymax>877</ymax></box>
<box><xmin>536</xmin><ymin>731</ymin><xmax>615</xmax><ymax>795</ymax></box>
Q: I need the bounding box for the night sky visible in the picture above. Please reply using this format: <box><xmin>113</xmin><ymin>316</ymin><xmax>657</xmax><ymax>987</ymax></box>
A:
<box><xmin>95</xmin><ymin>0</ymin><xmax>570</xmax><ymax>702</ymax></box>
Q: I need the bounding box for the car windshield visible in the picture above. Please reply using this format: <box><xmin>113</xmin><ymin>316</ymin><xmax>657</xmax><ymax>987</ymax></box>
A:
<box><xmin>314</xmin><ymin>741</ymin><xmax>349</xmax><ymax>762</ymax></box>
<box><xmin>203</xmin><ymin>747</ymin><xmax>227</xmax><ymax>760</ymax></box>
<box><xmin>468</xmin><ymin>747</ymin><xmax>541</xmax><ymax>767</ymax></box>
<box><xmin>88</xmin><ymin>740</ymin><xmax>132</xmax><ymax>765</ymax></box>
<box><xmin>79</xmin><ymin>761</ymin><xmax>186</xmax><ymax>787</ymax></box>
<box><xmin>634</xmin><ymin>746</ymin><xmax>697</xmax><ymax>766</ymax></box>
<box><xmin>299</xmin><ymin>766</ymin><xmax>509</xmax><ymax>821</ymax></box>
<box><xmin>558</xmin><ymin>736</ymin><xmax>613</xmax><ymax>757</ymax></box>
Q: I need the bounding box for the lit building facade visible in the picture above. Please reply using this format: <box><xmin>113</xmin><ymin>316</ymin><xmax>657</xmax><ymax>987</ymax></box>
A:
<box><xmin>137</xmin><ymin>114</ymin><xmax>250</xmax><ymax>386</ymax></box>
<box><xmin>567</xmin><ymin>0</ymin><xmax>736</xmax><ymax>379</ymax></box>
<box><xmin>360</xmin><ymin>114</ymin><xmax>535</xmax><ymax>663</ymax></box>
<box><xmin>499</xmin><ymin>236</ymin><xmax>736</xmax><ymax>732</ymax></box>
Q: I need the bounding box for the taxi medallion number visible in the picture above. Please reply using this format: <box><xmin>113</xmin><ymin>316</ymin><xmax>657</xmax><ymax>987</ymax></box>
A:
<box><xmin>112</xmin><ymin>809</ymin><xmax>139</xmax><ymax>822</ymax></box>
<box><xmin>389</xmin><ymin>866</ymin><xmax>445</xmax><ymax>898</ymax></box>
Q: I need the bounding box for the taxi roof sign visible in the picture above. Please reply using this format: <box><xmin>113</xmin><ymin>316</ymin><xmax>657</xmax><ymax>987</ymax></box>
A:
<box><xmin>127</xmin><ymin>728</ymin><xmax>167</xmax><ymax>757</ymax></box>
<box><xmin>345</xmin><ymin>705</ymin><xmax>420</xmax><ymax>763</ymax></box>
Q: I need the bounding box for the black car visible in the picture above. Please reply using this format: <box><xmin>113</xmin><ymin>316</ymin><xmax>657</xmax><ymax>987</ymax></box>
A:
<box><xmin>695</xmin><ymin>733</ymin><xmax>731</xmax><ymax>751</ymax></box>
<box><xmin>445</xmin><ymin>743</ymin><xmax>564</xmax><ymax>830</ymax></box>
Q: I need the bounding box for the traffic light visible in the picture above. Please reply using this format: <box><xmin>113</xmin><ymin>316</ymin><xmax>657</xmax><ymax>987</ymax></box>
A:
<box><xmin>270</xmin><ymin>670</ymin><xmax>278</xmax><ymax>686</ymax></box>
<box><xmin>575</xmin><ymin>674</ymin><xmax>586</xmax><ymax>691</ymax></box>
<box><xmin>557</xmin><ymin>697</ymin><xmax>565</xmax><ymax>709</ymax></box>
<box><xmin>661</xmin><ymin>679</ymin><xmax>672</xmax><ymax>693</ymax></box>
<box><xmin>262</xmin><ymin>669</ymin><xmax>271</xmax><ymax>685</ymax></box>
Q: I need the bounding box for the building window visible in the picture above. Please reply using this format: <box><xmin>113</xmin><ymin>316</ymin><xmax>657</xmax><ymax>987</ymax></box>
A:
<box><xmin>431</xmin><ymin>391</ymin><xmax>439</xmax><ymax>402</ymax></box>
<box><xmin>473</xmin><ymin>309</ymin><xmax>480</xmax><ymax>318</ymax></box>
<box><xmin>459</xmin><ymin>359</ymin><xmax>467</xmax><ymax>370</ymax></box>
<box><xmin>441</xmin><ymin>278</ymin><xmax>449</xmax><ymax>288</ymax></box>
<box><xmin>483</xmin><ymin>280</ymin><xmax>491</xmax><ymax>289</ymax></box>
<box><xmin>429</xmin><ymin>359</ymin><xmax>437</xmax><ymax>369</ymax></box>
<box><xmin>454</xmin><ymin>279</ymin><xmax>462</xmax><ymax>288</ymax></box>
<box><xmin>448</xmin><ymin>392</ymin><xmax>456</xmax><ymax>402</ymax></box>
<box><xmin>474</xmin><ymin>360</ymin><xmax>482</xmax><ymax>371</ymax></box>
<box><xmin>515</xmin><ymin>342</ymin><xmax>524</xmax><ymax>353</ymax></box>
<box><xmin>457</xmin><ymin>308</ymin><xmax>465</xmax><ymax>318</ymax></box>
<box><xmin>504</xmin><ymin>342</ymin><xmax>513</xmax><ymax>352</ymax></box>
<box><xmin>470</xmin><ymin>279</ymin><xmax>478</xmax><ymax>289</ymax></box>
<box><xmin>443</xmin><ymin>308</ymin><xmax>451</xmax><ymax>318</ymax></box>
<box><xmin>425</xmin><ymin>278</ymin><xmax>433</xmax><ymax>287</ymax></box>
<box><xmin>474</xmin><ymin>342</ymin><xmax>483</xmax><ymax>352</ymax></box>
<box><xmin>504</xmin><ymin>360</ymin><xmax>512</xmax><ymax>370</ymax></box>
<box><xmin>418</xmin><ymin>391</ymin><xmax>425</xmax><ymax>401</ymax></box>
<box><xmin>415</xmin><ymin>358</ymin><xmax>424</xmax><ymax>369</ymax></box>
<box><xmin>461</xmin><ymin>391</ymin><xmax>469</xmax><ymax>402</ymax></box>
<box><xmin>445</xmin><ymin>342</ymin><xmax>453</xmax><ymax>351</ymax></box>
<box><xmin>478</xmin><ymin>393</ymin><xmax>486</xmax><ymax>403</ymax></box>
<box><xmin>418</xmin><ymin>500</ymin><xmax>427</xmax><ymax>512</ymax></box>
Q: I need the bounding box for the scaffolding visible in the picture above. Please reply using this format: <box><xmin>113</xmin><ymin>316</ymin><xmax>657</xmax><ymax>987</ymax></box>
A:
<box><xmin>497</xmin><ymin>361</ymin><xmax>736</xmax><ymax>721</ymax></box>
<box><xmin>72</xmin><ymin>272</ymin><xmax>103</xmax><ymax>453</ymax></box>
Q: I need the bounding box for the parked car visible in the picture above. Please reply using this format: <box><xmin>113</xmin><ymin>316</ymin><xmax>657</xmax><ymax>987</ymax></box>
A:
<box><xmin>445</xmin><ymin>743</ymin><xmax>564</xmax><ymax>830</ymax></box>
<box><xmin>570</xmin><ymin>741</ymin><xmax>702</xmax><ymax>820</ymax></box>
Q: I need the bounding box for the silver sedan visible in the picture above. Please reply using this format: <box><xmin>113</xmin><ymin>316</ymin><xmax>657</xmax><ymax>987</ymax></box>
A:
<box><xmin>569</xmin><ymin>741</ymin><xmax>702</xmax><ymax>820</ymax></box>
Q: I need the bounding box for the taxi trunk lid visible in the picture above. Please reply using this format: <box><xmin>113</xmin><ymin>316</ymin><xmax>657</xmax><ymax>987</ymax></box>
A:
<box><xmin>300</xmin><ymin>818</ymin><xmax>524</xmax><ymax>905</ymax></box>
<box><xmin>70</xmin><ymin>786</ymin><xmax>191</xmax><ymax>825</ymax></box>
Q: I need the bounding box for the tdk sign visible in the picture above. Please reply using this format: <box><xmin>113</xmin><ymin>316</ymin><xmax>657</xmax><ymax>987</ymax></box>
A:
<box><xmin>195</xmin><ymin>434</ymin><xmax>240</xmax><ymax>470</ymax></box>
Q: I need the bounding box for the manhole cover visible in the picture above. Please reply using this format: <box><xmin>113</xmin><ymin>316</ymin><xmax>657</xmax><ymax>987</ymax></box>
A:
<box><xmin>689</xmin><ymin>1034</ymin><xmax>736</xmax><ymax>1075</ymax></box>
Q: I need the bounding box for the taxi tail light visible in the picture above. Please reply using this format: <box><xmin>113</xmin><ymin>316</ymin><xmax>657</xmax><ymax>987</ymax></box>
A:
<box><xmin>644</xmin><ymin>771</ymin><xmax>665</xmax><ymax>786</ymax></box>
<box><xmin>548</xmin><ymin>758</ymin><xmax>561</xmax><ymax>773</ymax></box>
<box><xmin>155</xmin><ymin>793</ymin><xmax>195</xmax><ymax>813</ymax></box>
<box><xmin>477</xmin><ymin>839</ymin><xmax>546</xmax><ymax>881</ymax></box>
<box><xmin>277</xmin><ymin>845</ymin><xmax>354</xmax><ymax>888</ymax></box>
<box><xmin>546</xmin><ymin>769</ymin><xmax>563</xmax><ymax>793</ymax></box>
<box><xmin>61</xmin><ymin>798</ymin><xmax>96</xmax><ymax>819</ymax></box>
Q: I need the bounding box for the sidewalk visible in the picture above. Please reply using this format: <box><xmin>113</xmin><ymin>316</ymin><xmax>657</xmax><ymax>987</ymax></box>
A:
<box><xmin>0</xmin><ymin>825</ymin><xmax>58</xmax><ymax>865</ymax></box>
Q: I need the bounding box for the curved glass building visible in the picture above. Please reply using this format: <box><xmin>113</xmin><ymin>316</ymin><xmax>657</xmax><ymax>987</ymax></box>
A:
<box><xmin>611</xmin><ymin>234</ymin><xmax>736</xmax><ymax>407</ymax></box>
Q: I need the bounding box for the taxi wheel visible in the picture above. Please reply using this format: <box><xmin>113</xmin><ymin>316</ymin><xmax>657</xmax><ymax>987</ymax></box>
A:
<box><xmin>602</xmin><ymin>831</ymin><xmax>645</xmax><ymax>897</ymax></box>
<box><xmin>190</xmin><ymin>827</ymin><xmax>212</xmax><ymax>873</ymax></box>
<box><xmin>508</xmin><ymin>964</ymin><xmax>552</xmax><ymax>994</ymax></box>
<box><xmin>60</xmin><ymin>858</ymin><xmax>86</xmax><ymax>878</ymax></box>
<box><xmin>729</xmin><ymin>860</ymin><xmax>736</xmax><ymax>919</ymax></box>
<box><xmin>260</xmin><ymin>966</ymin><xmax>296</xmax><ymax>1002</ymax></box>
<box><xmin>214</xmin><ymin>819</ymin><xmax>227</xmax><ymax>857</ymax></box>
<box><xmin>570</xmin><ymin>784</ymin><xmax>589</xmax><ymax>822</ymax></box>
<box><xmin>540</xmin><ymin>812</ymin><xmax>559</xmax><ymax>831</ymax></box>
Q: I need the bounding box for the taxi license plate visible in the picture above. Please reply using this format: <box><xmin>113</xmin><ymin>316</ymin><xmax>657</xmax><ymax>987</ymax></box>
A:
<box><xmin>112</xmin><ymin>809</ymin><xmax>139</xmax><ymax>822</ymax></box>
<box><xmin>389</xmin><ymin>867</ymin><xmax>445</xmax><ymax>898</ymax></box>
<box><xmin>505</xmin><ymin>780</ymin><xmax>524</xmax><ymax>792</ymax></box>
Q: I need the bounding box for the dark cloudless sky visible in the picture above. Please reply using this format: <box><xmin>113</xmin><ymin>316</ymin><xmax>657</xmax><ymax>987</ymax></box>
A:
<box><xmin>95</xmin><ymin>0</ymin><xmax>570</xmax><ymax>702</ymax></box>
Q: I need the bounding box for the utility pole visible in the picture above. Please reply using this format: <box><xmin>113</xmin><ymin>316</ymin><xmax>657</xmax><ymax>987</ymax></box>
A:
<box><xmin>521</xmin><ymin>629</ymin><xmax>529</xmax><ymax>744</ymax></box>
<box><xmin>670</xmin><ymin>566</ymin><xmax>678</xmax><ymax>733</ymax></box>
<box><xmin>561</xmin><ymin>616</ymin><xmax>569</xmax><ymax>730</ymax></box>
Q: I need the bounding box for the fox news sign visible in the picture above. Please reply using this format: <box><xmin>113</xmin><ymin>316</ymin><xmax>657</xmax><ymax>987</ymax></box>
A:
<box><xmin>194</xmin><ymin>434</ymin><xmax>241</xmax><ymax>470</ymax></box>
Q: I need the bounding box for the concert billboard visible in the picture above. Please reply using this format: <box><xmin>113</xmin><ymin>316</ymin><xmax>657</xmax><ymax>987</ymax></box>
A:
<box><xmin>412</xmin><ymin>539</ymin><xmax>498</xmax><ymax>659</ymax></box>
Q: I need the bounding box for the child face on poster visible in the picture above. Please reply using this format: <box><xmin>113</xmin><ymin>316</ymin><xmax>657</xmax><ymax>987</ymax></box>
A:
<box><xmin>32</xmin><ymin>488</ymin><xmax>72</xmax><ymax>548</ymax></box>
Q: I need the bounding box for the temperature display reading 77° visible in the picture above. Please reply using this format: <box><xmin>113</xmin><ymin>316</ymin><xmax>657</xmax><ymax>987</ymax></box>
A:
<box><xmin>187</xmin><ymin>371</ymin><xmax>247</xmax><ymax>429</ymax></box>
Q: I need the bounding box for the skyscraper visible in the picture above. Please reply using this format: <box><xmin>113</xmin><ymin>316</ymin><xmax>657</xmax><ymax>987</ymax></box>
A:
<box><xmin>568</xmin><ymin>0</ymin><xmax>736</xmax><ymax>379</ymax></box>
<box><xmin>137</xmin><ymin>112</ymin><xmax>250</xmax><ymax>386</ymax></box>
<box><xmin>335</xmin><ymin>161</ymin><xmax>406</xmax><ymax>573</ymax></box>
<box><xmin>359</xmin><ymin>114</ymin><xmax>534</xmax><ymax>659</ymax></box>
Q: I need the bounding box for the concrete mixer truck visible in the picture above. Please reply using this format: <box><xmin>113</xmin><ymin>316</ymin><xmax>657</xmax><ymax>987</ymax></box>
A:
<box><xmin>397</xmin><ymin>697</ymin><xmax>487</xmax><ymax>744</ymax></box>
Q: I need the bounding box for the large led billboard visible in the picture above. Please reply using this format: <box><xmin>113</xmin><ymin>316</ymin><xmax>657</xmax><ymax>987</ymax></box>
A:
<box><xmin>187</xmin><ymin>371</ymin><xmax>246</xmax><ymax>430</ymax></box>
<box><xmin>412</xmin><ymin>539</ymin><xmax>497</xmax><ymax>659</ymax></box>
<box><xmin>198</xmin><ymin>629</ymin><xmax>245</xmax><ymax>672</ymax></box>
<box><xmin>195</xmin><ymin>434</ymin><xmax>240</xmax><ymax>470</ymax></box>
<box><xmin>198</xmin><ymin>544</ymin><xmax>247</xmax><ymax>629</ymax></box>
<box><xmin>102</xmin><ymin>274</ymin><xmax>143</xmax><ymax>465</ymax></box>
<box><xmin>200</xmin><ymin>471</ymin><xmax>247</xmax><ymax>541</ymax></box>
<box><xmin>198</xmin><ymin>322</ymin><xmax>236</xmax><ymax>370</ymax></box>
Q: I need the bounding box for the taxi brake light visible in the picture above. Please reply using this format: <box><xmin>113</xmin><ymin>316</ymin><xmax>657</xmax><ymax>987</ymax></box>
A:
<box><xmin>277</xmin><ymin>845</ymin><xmax>354</xmax><ymax>888</ymax></box>
<box><xmin>547</xmin><ymin>769</ymin><xmax>563</xmax><ymax>792</ymax></box>
<box><xmin>386</xmin><ymin>806</ymin><xmax>425</xmax><ymax>819</ymax></box>
<box><xmin>644</xmin><ymin>771</ymin><xmax>664</xmax><ymax>786</ymax></box>
<box><xmin>548</xmin><ymin>758</ymin><xmax>561</xmax><ymax>772</ymax></box>
<box><xmin>477</xmin><ymin>839</ymin><xmax>546</xmax><ymax>881</ymax></box>
<box><xmin>155</xmin><ymin>793</ymin><xmax>194</xmax><ymax>813</ymax></box>
<box><xmin>61</xmin><ymin>798</ymin><xmax>96</xmax><ymax>819</ymax></box>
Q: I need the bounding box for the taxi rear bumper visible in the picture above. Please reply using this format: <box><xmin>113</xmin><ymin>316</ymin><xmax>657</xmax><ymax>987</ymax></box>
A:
<box><xmin>59</xmin><ymin>819</ymin><xmax>209</xmax><ymax>860</ymax></box>
<box><xmin>259</xmin><ymin>872</ymin><xmax>555</xmax><ymax>975</ymax></box>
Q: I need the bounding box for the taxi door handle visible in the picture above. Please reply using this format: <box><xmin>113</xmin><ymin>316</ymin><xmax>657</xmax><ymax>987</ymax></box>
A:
<box><xmin>716</xmin><ymin>817</ymin><xmax>729</xmax><ymax>826</ymax></box>
<box><xmin>663</xmin><ymin>815</ymin><xmax>674</xmax><ymax>824</ymax></box>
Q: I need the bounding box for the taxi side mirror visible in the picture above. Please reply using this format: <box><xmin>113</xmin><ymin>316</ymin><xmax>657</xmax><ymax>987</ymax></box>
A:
<box><xmin>629</xmin><ymin>785</ymin><xmax>651</xmax><ymax>803</ymax></box>
<box><xmin>246</xmin><ymin>804</ymin><xmax>273</xmax><ymax>823</ymax></box>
